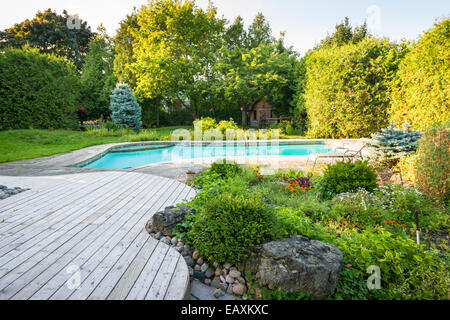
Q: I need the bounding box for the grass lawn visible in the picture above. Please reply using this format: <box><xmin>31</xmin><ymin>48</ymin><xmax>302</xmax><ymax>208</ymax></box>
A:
<box><xmin>0</xmin><ymin>127</ymin><xmax>190</xmax><ymax>163</ymax></box>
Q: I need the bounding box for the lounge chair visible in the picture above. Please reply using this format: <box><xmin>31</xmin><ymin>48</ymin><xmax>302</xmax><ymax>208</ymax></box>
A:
<box><xmin>311</xmin><ymin>145</ymin><xmax>366</xmax><ymax>169</ymax></box>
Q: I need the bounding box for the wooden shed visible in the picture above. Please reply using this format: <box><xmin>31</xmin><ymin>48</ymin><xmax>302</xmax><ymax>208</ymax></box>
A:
<box><xmin>242</xmin><ymin>100</ymin><xmax>281</xmax><ymax>127</ymax></box>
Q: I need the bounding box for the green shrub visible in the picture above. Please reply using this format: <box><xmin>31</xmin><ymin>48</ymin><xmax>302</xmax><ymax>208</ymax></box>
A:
<box><xmin>390</xmin><ymin>18</ymin><xmax>450</xmax><ymax>132</ymax></box>
<box><xmin>415</xmin><ymin>123</ymin><xmax>449</xmax><ymax>203</ymax></box>
<box><xmin>0</xmin><ymin>47</ymin><xmax>80</xmax><ymax>130</ymax></box>
<box><xmin>316</xmin><ymin>160</ymin><xmax>378</xmax><ymax>199</ymax></box>
<box><xmin>217</xmin><ymin>118</ymin><xmax>239</xmax><ymax>134</ymax></box>
<box><xmin>193</xmin><ymin>117</ymin><xmax>217</xmax><ymax>133</ymax></box>
<box><xmin>304</xmin><ymin>37</ymin><xmax>406</xmax><ymax>138</ymax></box>
<box><xmin>187</xmin><ymin>192</ymin><xmax>274</xmax><ymax>264</ymax></box>
<box><xmin>210</xmin><ymin>160</ymin><xmax>242</xmax><ymax>178</ymax></box>
<box><xmin>273</xmin><ymin>206</ymin><xmax>449</xmax><ymax>299</ymax></box>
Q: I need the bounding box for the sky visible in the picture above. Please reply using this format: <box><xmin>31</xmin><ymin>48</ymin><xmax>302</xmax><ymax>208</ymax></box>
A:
<box><xmin>1</xmin><ymin>0</ymin><xmax>449</xmax><ymax>54</ymax></box>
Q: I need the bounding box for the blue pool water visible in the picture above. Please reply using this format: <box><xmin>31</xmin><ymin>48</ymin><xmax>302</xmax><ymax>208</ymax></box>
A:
<box><xmin>83</xmin><ymin>143</ymin><xmax>334</xmax><ymax>169</ymax></box>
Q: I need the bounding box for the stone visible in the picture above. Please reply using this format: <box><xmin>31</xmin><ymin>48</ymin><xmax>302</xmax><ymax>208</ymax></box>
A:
<box><xmin>188</xmin><ymin>267</ymin><xmax>194</xmax><ymax>277</ymax></box>
<box><xmin>177</xmin><ymin>242</ymin><xmax>184</xmax><ymax>247</ymax></box>
<box><xmin>171</xmin><ymin>237</ymin><xmax>178</xmax><ymax>246</ymax></box>
<box><xmin>222</xmin><ymin>269</ymin><xmax>228</xmax><ymax>276</ymax></box>
<box><xmin>215</xmin><ymin>268</ymin><xmax>222</xmax><ymax>277</ymax></box>
<box><xmin>182</xmin><ymin>246</ymin><xmax>191</xmax><ymax>256</ymax></box>
<box><xmin>205</xmin><ymin>267</ymin><xmax>215</xmax><ymax>278</ymax></box>
<box><xmin>194</xmin><ymin>264</ymin><xmax>202</xmax><ymax>272</ymax></box>
<box><xmin>213</xmin><ymin>262</ymin><xmax>219</xmax><ymax>269</ymax></box>
<box><xmin>177</xmin><ymin>246</ymin><xmax>184</xmax><ymax>253</ymax></box>
<box><xmin>154</xmin><ymin>232</ymin><xmax>163</xmax><ymax>240</ymax></box>
<box><xmin>149</xmin><ymin>205</ymin><xmax>196</xmax><ymax>237</ymax></box>
<box><xmin>240</xmin><ymin>235</ymin><xmax>343</xmax><ymax>299</ymax></box>
<box><xmin>232</xmin><ymin>284</ymin><xmax>247</xmax><ymax>296</ymax></box>
<box><xmin>192</xmin><ymin>251</ymin><xmax>200</xmax><ymax>260</ymax></box>
<box><xmin>184</xmin><ymin>256</ymin><xmax>195</xmax><ymax>267</ymax></box>
<box><xmin>0</xmin><ymin>185</ymin><xmax>6</xmax><ymax>190</ymax></box>
<box><xmin>220</xmin><ymin>275</ymin><xmax>226</xmax><ymax>284</ymax></box>
<box><xmin>226</xmin><ymin>284</ymin><xmax>234</xmax><ymax>295</ymax></box>
<box><xmin>213</xmin><ymin>289</ymin><xmax>224</xmax><ymax>299</ymax></box>
<box><xmin>204</xmin><ymin>279</ymin><xmax>211</xmax><ymax>286</ymax></box>
<box><xmin>238</xmin><ymin>277</ymin><xmax>246</xmax><ymax>284</ymax></box>
<box><xmin>145</xmin><ymin>220</ymin><xmax>154</xmax><ymax>234</ymax></box>
<box><xmin>193</xmin><ymin>271</ymin><xmax>205</xmax><ymax>281</ymax></box>
<box><xmin>200</xmin><ymin>263</ymin><xmax>209</xmax><ymax>273</ymax></box>
<box><xmin>219</xmin><ymin>283</ymin><xmax>228</xmax><ymax>292</ymax></box>
<box><xmin>229</xmin><ymin>270</ymin><xmax>241</xmax><ymax>278</ymax></box>
<box><xmin>211</xmin><ymin>279</ymin><xmax>221</xmax><ymax>289</ymax></box>
<box><xmin>226</xmin><ymin>275</ymin><xmax>234</xmax><ymax>284</ymax></box>
<box><xmin>197</xmin><ymin>258</ymin><xmax>204</xmax><ymax>265</ymax></box>
<box><xmin>223</xmin><ymin>263</ymin><xmax>231</xmax><ymax>269</ymax></box>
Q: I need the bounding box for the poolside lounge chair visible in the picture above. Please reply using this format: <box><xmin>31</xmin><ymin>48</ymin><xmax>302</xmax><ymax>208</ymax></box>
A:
<box><xmin>311</xmin><ymin>145</ymin><xmax>366</xmax><ymax>170</ymax></box>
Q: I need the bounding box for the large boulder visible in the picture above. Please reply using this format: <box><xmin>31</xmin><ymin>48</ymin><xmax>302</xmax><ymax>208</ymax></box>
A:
<box><xmin>240</xmin><ymin>235</ymin><xmax>343</xmax><ymax>299</ymax></box>
<box><xmin>146</xmin><ymin>205</ymin><xmax>196</xmax><ymax>237</ymax></box>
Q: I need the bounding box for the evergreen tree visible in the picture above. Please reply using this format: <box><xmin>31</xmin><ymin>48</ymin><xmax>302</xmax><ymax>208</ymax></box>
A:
<box><xmin>246</xmin><ymin>13</ymin><xmax>273</xmax><ymax>48</ymax></box>
<box><xmin>109</xmin><ymin>83</ymin><xmax>142</xmax><ymax>130</ymax></box>
<box><xmin>366</xmin><ymin>122</ymin><xmax>423</xmax><ymax>168</ymax></box>
<box><xmin>319</xmin><ymin>17</ymin><xmax>369</xmax><ymax>48</ymax></box>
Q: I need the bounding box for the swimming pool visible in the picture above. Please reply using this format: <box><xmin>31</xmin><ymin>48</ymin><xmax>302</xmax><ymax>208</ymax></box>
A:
<box><xmin>81</xmin><ymin>142</ymin><xmax>335</xmax><ymax>169</ymax></box>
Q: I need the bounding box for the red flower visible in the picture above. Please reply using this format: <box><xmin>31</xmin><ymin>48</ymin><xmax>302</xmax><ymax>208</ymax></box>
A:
<box><xmin>346</xmin><ymin>264</ymin><xmax>352</xmax><ymax>268</ymax></box>
<box><xmin>401</xmin><ymin>224</ymin><xmax>406</xmax><ymax>228</ymax></box>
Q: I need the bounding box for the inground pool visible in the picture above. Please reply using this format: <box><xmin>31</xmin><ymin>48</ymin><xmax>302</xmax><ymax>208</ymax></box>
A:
<box><xmin>80</xmin><ymin>142</ymin><xmax>335</xmax><ymax>169</ymax></box>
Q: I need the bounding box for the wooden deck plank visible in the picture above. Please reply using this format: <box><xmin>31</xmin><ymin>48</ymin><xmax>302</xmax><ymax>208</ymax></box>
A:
<box><xmin>125</xmin><ymin>242</ymin><xmax>170</xmax><ymax>300</ymax></box>
<box><xmin>0</xmin><ymin>174</ymin><xmax>153</xmax><ymax>297</ymax></box>
<box><xmin>164</xmin><ymin>257</ymin><xmax>190</xmax><ymax>300</ymax></box>
<box><xmin>0</xmin><ymin>172</ymin><xmax>193</xmax><ymax>300</ymax></box>
<box><xmin>106</xmin><ymin>238</ymin><xmax>159</xmax><ymax>300</ymax></box>
<box><xmin>0</xmin><ymin>173</ymin><xmax>146</xmax><ymax>265</ymax></box>
<box><xmin>145</xmin><ymin>248</ymin><xmax>181</xmax><ymax>300</ymax></box>
<box><xmin>68</xmin><ymin>182</ymin><xmax>187</xmax><ymax>300</ymax></box>
<box><xmin>26</xmin><ymin>177</ymin><xmax>167</xmax><ymax>300</ymax></box>
<box><xmin>8</xmin><ymin>175</ymin><xmax>161</xmax><ymax>300</ymax></box>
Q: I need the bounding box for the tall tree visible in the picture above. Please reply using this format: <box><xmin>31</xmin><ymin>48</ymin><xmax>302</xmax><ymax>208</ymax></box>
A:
<box><xmin>80</xmin><ymin>26</ymin><xmax>117</xmax><ymax>120</ymax></box>
<box><xmin>0</xmin><ymin>9</ymin><xmax>94</xmax><ymax>69</ymax></box>
<box><xmin>113</xmin><ymin>9</ymin><xmax>139</xmax><ymax>88</ymax></box>
<box><xmin>224</xmin><ymin>16</ymin><xmax>247</xmax><ymax>49</ymax></box>
<box><xmin>131</xmin><ymin>0</ymin><xmax>225</xmax><ymax>118</ymax></box>
<box><xmin>246</xmin><ymin>13</ymin><xmax>273</xmax><ymax>48</ymax></box>
<box><xmin>319</xmin><ymin>17</ymin><xmax>369</xmax><ymax>48</ymax></box>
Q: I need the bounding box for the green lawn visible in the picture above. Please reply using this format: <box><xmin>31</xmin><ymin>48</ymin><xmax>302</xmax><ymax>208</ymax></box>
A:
<box><xmin>0</xmin><ymin>127</ymin><xmax>190</xmax><ymax>163</ymax></box>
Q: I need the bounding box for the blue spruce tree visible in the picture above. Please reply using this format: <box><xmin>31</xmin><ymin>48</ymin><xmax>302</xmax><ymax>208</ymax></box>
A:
<box><xmin>367</xmin><ymin>122</ymin><xmax>423</xmax><ymax>168</ymax></box>
<box><xmin>109</xmin><ymin>83</ymin><xmax>142</xmax><ymax>130</ymax></box>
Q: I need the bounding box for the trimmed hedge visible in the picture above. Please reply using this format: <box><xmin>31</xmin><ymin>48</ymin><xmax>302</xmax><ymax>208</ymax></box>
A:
<box><xmin>390</xmin><ymin>19</ymin><xmax>450</xmax><ymax>132</ymax></box>
<box><xmin>303</xmin><ymin>38</ymin><xmax>405</xmax><ymax>138</ymax></box>
<box><xmin>0</xmin><ymin>48</ymin><xmax>80</xmax><ymax>130</ymax></box>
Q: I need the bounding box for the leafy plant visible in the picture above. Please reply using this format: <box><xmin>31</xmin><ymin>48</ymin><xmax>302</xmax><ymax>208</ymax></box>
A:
<box><xmin>210</xmin><ymin>160</ymin><xmax>243</xmax><ymax>178</ymax></box>
<box><xmin>415</xmin><ymin>123</ymin><xmax>449</xmax><ymax>203</ymax></box>
<box><xmin>187</xmin><ymin>192</ymin><xmax>274</xmax><ymax>264</ymax></box>
<box><xmin>389</xmin><ymin>18</ymin><xmax>450</xmax><ymax>131</ymax></box>
<box><xmin>316</xmin><ymin>160</ymin><xmax>378</xmax><ymax>199</ymax></box>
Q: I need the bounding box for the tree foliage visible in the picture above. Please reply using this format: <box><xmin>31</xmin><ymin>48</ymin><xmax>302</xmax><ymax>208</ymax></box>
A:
<box><xmin>80</xmin><ymin>27</ymin><xmax>117</xmax><ymax>120</ymax></box>
<box><xmin>113</xmin><ymin>9</ymin><xmax>139</xmax><ymax>88</ymax></box>
<box><xmin>319</xmin><ymin>17</ymin><xmax>369</xmax><ymax>48</ymax></box>
<box><xmin>389</xmin><ymin>18</ymin><xmax>450</xmax><ymax>132</ymax></box>
<box><xmin>131</xmin><ymin>0</ymin><xmax>225</xmax><ymax>109</ymax></box>
<box><xmin>304</xmin><ymin>37</ymin><xmax>406</xmax><ymax>138</ymax></box>
<box><xmin>0</xmin><ymin>48</ymin><xmax>80</xmax><ymax>130</ymax></box>
<box><xmin>0</xmin><ymin>9</ymin><xmax>94</xmax><ymax>70</ymax></box>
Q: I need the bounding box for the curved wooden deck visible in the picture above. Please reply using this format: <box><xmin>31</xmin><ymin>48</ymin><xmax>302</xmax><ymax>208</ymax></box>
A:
<box><xmin>0</xmin><ymin>172</ymin><xmax>195</xmax><ymax>300</ymax></box>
